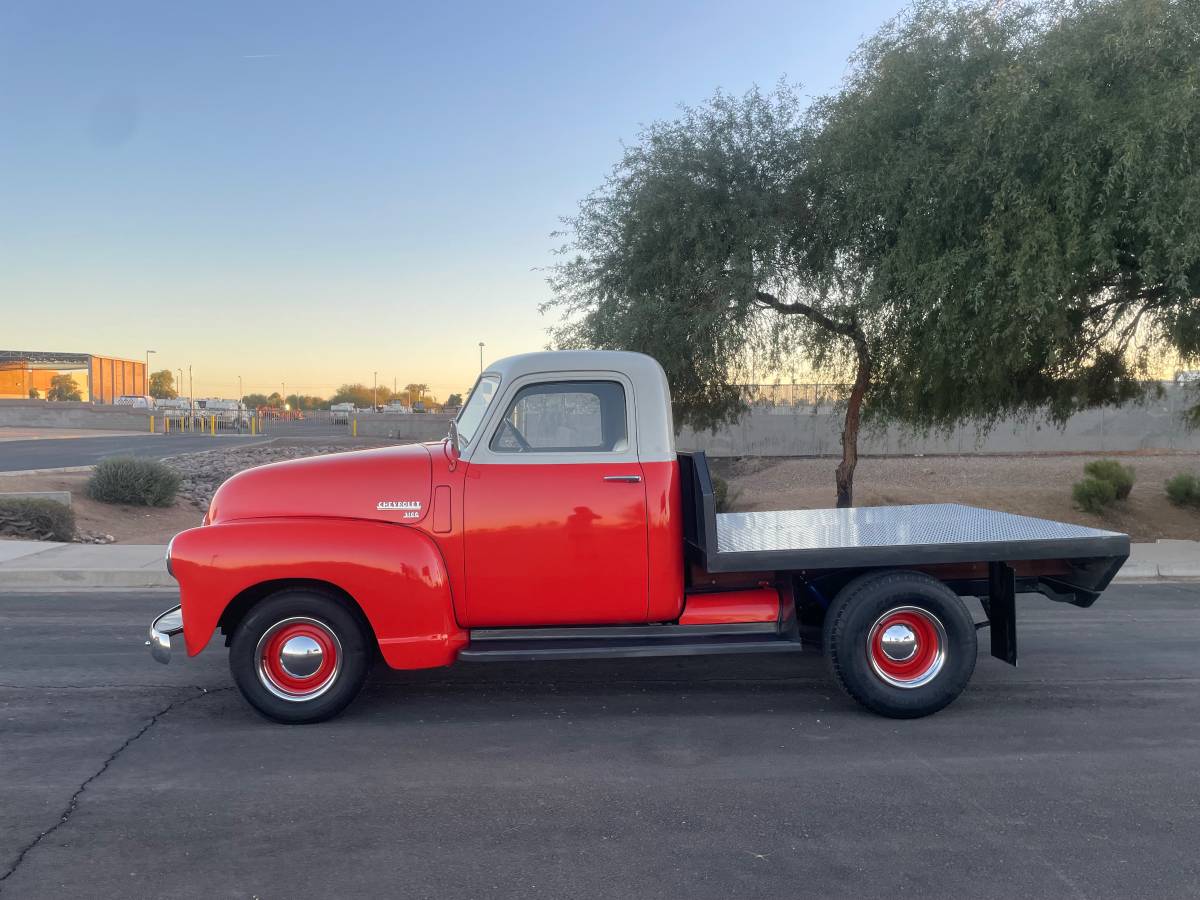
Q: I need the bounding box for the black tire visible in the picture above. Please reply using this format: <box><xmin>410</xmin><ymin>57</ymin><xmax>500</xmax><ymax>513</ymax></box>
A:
<box><xmin>823</xmin><ymin>570</ymin><xmax>977</xmax><ymax>719</ymax></box>
<box><xmin>229</xmin><ymin>589</ymin><xmax>370</xmax><ymax>724</ymax></box>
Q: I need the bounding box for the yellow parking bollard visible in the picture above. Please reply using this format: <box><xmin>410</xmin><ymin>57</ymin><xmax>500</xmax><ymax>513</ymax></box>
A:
<box><xmin>352</xmin><ymin>417</ymin><xmax>357</xmax><ymax>438</ymax></box>
<box><xmin>150</xmin><ymin>415</ymin><xmax>155</xmax><ymax>434</ymax></box>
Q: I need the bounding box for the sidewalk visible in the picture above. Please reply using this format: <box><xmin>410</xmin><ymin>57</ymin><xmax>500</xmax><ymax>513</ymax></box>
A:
<box><xmin>0</xmin><ymin>540</ymin><xmax>169</xmax><ymax>589</ymax></box>
<box><xmin>0</xmin><ymin>539</ymin><xmax>1197</xmax><ymax>591</ymax></box>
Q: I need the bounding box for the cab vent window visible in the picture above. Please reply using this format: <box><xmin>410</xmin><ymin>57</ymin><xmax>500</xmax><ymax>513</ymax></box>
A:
<box><xmin>490</xmin><ymin>381</ymin><xmax>627</xmax><ymax>453</ymax></box>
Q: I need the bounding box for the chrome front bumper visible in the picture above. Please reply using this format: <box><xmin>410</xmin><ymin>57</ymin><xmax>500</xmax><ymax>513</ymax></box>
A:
<box><xmin>147</xmin><ymin>605</ymin><xmax>184</xmax><ymax>664</ymax></box>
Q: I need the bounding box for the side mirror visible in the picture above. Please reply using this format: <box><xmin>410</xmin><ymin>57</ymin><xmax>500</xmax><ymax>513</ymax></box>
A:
<box><xmin>445</xmin><ymin>420</ymin><xmax>461</xmax><ymax>469</ymax></box>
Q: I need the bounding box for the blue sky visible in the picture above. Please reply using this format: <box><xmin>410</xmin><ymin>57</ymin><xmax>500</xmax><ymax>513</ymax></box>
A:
<box><xmin>1</xmin><ymin>0</ymin><xmax>906</xmax><ymax>399</ymax></box>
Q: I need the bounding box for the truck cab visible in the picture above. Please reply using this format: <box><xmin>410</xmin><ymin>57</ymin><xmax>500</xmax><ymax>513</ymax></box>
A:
<box><xmin>151</xmin><ymin>351</ymin><xmax>1128</xmax><ymax>724</ymax></box>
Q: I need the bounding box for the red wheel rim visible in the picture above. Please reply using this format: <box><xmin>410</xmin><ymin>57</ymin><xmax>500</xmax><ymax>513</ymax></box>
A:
<box><xmin>867</xmin><ymin>606</ymin><xmax>947</xmax><ymax>689</ymax></box>
<box><xmin>256</xmin><ymin>617</ymin><xmax>342</xmax><ymax>701</ymax></box>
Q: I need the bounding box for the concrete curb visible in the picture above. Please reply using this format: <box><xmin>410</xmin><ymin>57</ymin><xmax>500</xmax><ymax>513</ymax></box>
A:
<box><xmin>0</xmin><ymin>466</ymin><xmax>95</xmax><ymax>477</ymax></box>
<box><xmin>0</xmin><ymin>569</ymin><xmax>175</xmax><ymax>589</ymax></box>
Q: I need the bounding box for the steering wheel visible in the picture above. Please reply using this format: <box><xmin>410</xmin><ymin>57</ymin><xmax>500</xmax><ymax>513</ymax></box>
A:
<box><xmin>498</xmin><ymin>418</ymin><xmax>532</xmax><ymax>451</ymax></box>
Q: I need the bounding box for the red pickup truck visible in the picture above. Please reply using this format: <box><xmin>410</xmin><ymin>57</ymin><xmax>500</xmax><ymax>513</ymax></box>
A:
<box><xmin>149</xmin><ymin>351</ymin><xmax>1129</xmax><ymax>724</ymax></box>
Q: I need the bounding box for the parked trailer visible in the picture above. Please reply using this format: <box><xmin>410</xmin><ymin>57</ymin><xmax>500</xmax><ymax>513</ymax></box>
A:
<box><xmin>149</xmin><ymin>351</ymin><xmax>1128</xmax><ymax>724</ymax></box>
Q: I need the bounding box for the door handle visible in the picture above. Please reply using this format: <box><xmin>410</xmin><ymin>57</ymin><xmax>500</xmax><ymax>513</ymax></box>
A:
<box><xmin>603</xmin><ymin>475</ymin><xmax>642</xmax><ymax>483</ymax></box>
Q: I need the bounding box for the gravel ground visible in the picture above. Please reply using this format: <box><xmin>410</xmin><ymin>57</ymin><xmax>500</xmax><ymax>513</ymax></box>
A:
<box><xmin>166</xmin><ymin>441</ymin><xmax>389</xmax><ymax>509</ymax></box>
<box><xmin>713</xmin><ymin>449</ymin><xmax>1200</xmax><ymax>542</ymax></box>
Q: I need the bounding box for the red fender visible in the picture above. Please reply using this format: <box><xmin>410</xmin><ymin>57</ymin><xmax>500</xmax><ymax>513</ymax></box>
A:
<box><xmin>170</xmin><ymin>518</ymin><xmax>466</xmax><ymax>669</ymax></box>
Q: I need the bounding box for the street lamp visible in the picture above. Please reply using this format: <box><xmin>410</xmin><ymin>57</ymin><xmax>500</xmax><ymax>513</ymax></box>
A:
<box><xmin>478</xmin><ymin>342</ymin><xmax>485</xmax><ymax>374</ymax></box>
<box><xmin>238</xmin><ymin>375</ymin><xmax>243</xmax><ymax>403</ymax></box>
<box><xmin>145</xmin><ymin>350</ymin><xmax>156</xmax><ymax>395</ymax></box>
<box><xmin>373</xmin><ymin>371</ymin><xmax>378</xmax><ymax>410</ymax></box>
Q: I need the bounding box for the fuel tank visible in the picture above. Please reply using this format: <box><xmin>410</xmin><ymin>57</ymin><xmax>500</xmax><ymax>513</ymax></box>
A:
<box><xmin>206</xmin><ymin>444</ymin><xmax>433</xmax><ymax>526</ymax></box>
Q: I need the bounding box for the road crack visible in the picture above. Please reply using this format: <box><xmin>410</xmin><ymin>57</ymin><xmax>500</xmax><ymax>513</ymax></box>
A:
<box><xmin>0</xmin><ymin>686</ymin><xmax>225</xmax><ymax>891</ymax></box>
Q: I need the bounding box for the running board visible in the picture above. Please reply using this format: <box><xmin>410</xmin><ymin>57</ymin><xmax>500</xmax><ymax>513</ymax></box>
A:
<box><xmin>459</xmin><ymin>622</ymin><xmax>801</xmax><ymax>663</ymax></box>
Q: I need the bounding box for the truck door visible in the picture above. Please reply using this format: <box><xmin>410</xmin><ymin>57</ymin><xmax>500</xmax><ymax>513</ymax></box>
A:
<box><xmin>462</xmin><ymin>377</ymin><xmax>649</xmax><ymax>626</ymax></box>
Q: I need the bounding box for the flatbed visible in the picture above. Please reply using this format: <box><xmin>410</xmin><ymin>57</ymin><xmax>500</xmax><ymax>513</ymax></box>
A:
<box><xmin>680</xmin><ymin>451</ymin><xmax>1129</xmax><ymax>605</ymax></box>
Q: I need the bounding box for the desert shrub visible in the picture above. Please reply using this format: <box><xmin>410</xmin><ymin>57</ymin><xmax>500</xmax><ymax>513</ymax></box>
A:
<box><xmin>1072</xmin><ymin>477</ymin><xmax>1118</xmax><ymax>514</ymax></box>
<box><xmin>0</xmin><ymin>497</ymin><xmax>75</xmax><ymax>541</ymax></box>
<box><xmin>86</xmin><ymin>456</ymin><xmax>180</xmax><ymax>507</ymax></box>
<box><xmin>1083</xmin><ymin>459</ymin><xmax>1135</xmax><ymax>500</ymax></box>
<box><xmin>711</xmin><ymin>473</ymin><xmax>730</xmax><ymax>512</ymax></box>
<box><xmin>1165</xmin><ymin>472</ymin><xmax>1200</xmax><ymax>508</ymax></box>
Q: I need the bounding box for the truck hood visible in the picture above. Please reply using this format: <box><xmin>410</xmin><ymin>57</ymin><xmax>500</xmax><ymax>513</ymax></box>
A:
<box><xmin>206</xmin><ymin>444</ymin><xmax>433</xmax><ymax>526</ymax></box>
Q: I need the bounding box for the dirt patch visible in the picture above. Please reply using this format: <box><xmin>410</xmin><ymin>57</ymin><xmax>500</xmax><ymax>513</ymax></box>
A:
<box><xmin>0</xmin><ymin>471</ymin><xmax>201</xmax><ymax>543</ymax></box>
<box><xmin>711</xmin><ymin>451</ymin><xmax>1200</xmax><ymax>543</ymax></box>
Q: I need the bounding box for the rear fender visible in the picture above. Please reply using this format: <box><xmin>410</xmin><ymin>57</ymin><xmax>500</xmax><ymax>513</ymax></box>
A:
<box><xmin>169</xmin><ymin>518</ymin><xmax>465</xmax><ymax>669</ymax></box>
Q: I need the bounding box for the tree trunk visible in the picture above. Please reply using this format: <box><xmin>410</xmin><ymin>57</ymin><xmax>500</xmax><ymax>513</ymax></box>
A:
<box><xmin>834</xmin><ymin>330</ymin><xmax>871</xmax><ymax>508</ymax></box>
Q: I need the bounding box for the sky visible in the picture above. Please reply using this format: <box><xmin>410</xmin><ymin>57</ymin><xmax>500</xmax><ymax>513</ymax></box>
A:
<box><xmin>1</xmin><ymin>0</ymin><xmax>907</xmax><ymax>401</ymax></box>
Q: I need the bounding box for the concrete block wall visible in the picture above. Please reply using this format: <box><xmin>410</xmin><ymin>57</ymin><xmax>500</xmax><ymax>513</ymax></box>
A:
<box><xmin>352</xmin><ymin>413</ymin><xmax>454</xmax><ymax>442</ymax></box>
<box><xmin>0</xmin><ymin>401</ymin><xmax>152</xmax><ymax>431</ymax></box>
<box><xmin>676</xmin><ymin>386</ymin><xmax>1200</xmax><ymax>457</ymax></box>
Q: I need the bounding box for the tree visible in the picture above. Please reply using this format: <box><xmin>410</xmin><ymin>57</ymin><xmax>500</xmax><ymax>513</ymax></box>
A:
<box><xmin>243</xmin><ymin>393</ymin><xmax>270</xmax><ymax>409</ymax></box>
<box><xmin>330</xmin><ymin>383</ymin><xmax>391</xmax><ymax>408</ymax></box>
<box><xmin>803</xmin><ymin>0</ymin><xmax>1200</xmax><ymax>436</ymax></box>
<box><xmin>403</xmin><ymin>383</ymin><xmax>429</xmax><ymax>406</ymax></box>
<box><xmin>284</xmin><ymin>394</ymin><xmax>326</xmax><ymax>411</ymax></box>
<box><xmin>446</xmin><ymin>393</ymin><xmax>464</xmax><ymax>408</ymax></box>
<box><xmin>148</xmin><ymin>370</ymin><xmax>177</xmax><ymax>400</ymax></box>
<box><xmin>547</xmin><ymin>84</ymin><xmax>876</xmax><ymax>505</ymax></box>
<box><xmin>549</xmin><ymin>0</ymin><xmax>1200</xmax><ymax>507</ymax></box>
<box><xmin>47</xmin><ymin>374</ymin><xmax>82</xmax><ymax>402</ymax></box>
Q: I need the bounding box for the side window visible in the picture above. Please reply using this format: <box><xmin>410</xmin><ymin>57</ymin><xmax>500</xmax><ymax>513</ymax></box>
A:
<box><xmin>490</xmin><ymin>381</ymin><xmax>628</xmax><ymax>453</ymax></box>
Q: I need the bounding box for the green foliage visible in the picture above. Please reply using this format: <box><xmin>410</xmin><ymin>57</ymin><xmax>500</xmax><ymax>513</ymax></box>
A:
<box><xmin>1083</xmin><ymin>459</ymin><xmax>1135</xmax><ymax>500</ymax></box>
<box><xmin>243</xmin><ymin>393</ymin><xmax>270</xmax><ymax>408</ymax></box>
<box><xmin>47</xmin><ymin>373</ymin><xmax>82</xmax><ymax>402</ymax></box>
<box><xmin>148</xmin><ymin>370</ymin><xmax>178</xmax><ymax>399</ymax></box>
<box><xmin>28</xmin><ymin>387</ymin><xmax>39</xmax><ymax>399</ymax></box>
<box><xmin>807</xmin><ymin>0</ymin><xmax>1200</xmax><ymax>430</ymax></box>
<box><xmin>330</xmin><ymin>383</ymin><xmax>394</xmax><ymax>408</ymax></box>
<box><xmin>0</xmin><ymin>497</ymin><xmax>75</xmax><ymax>542</ymax></box>
<box><xmin>547</xmin><ymin>0</ymin><xmax>1200</xmax><ymax>506</ymax></box>
<box><xmin>446</xmin><ymin>393</ymin><xmax>464</xmax><ymax>408</ymax></box>
<box><xmin>1073</xmin><ymin>477</ymin><xmax>1118</xmax><ymax>514</ymax></box>
<box><xmin>86</xmin><ymin>457</ymin><xmax>181</xmax><ymax>507</ymax></box>
<box><xmin>1165</xmin><ymin>472</ymin><xmax>1200</xmax><ymax>507</ymax></box>
<box><xmin>711</xmin><ymin>474</ymin><xmax>730</xmax><ymax>513</ymax></box>
<box><xmin>284</xmin><ymin>394</ymin><xmax>326</xmax><ymax>411</ymax></box>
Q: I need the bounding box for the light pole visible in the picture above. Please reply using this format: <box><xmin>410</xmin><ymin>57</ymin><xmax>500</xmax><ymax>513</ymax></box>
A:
<box><xmin>144</xmin><ymin>349</ymin><xmax>156</xmax><ymax>395</ymax></box>
<box><xmin>373</xmin><ymin>372</ymin><xmax>378</xmax><ymax>410</ymax></box>
<box><xmin>478</xmin><ymin>341</ymin><xmax>485</xmax><ymax>374</ymax></box>
<box><xmin>188</xmin><ymin>365</ymin><xmax>193</xmax><ymax>402</ymax></box>
<box><xmin>238</xmin><ymin>375</ymin><xmax>243</xmax><ymax>403</ymax></box>
<box><xmin>177</xmin><ymin>369</ymin><xmax>183</xmax><ymax>399</ymax></box>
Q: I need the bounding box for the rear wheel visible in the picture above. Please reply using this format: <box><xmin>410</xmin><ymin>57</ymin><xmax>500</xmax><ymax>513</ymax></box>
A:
<box><xmin>230</xmin><ymin>589</ymin><xmax>370</xmax><ymax>724</ymax></box>
<box><xmin>823</xmin><ymin>570</ymin><xmax>977</xmax><ymax>718</ymax></box>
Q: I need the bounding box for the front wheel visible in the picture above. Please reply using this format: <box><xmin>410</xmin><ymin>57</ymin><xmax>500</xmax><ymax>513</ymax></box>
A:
<box><xmin>823</xmin><ymin>570</ymin><xmax>977</xmax><ymax>718</ymax></box>
<box><xmin>230</xmin><ymin>589</ymin><xmax>371</xmax><ymax>724</ymax></box>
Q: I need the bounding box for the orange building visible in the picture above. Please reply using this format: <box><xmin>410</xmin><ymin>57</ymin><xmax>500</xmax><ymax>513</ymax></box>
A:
<box><xmin>0</xmin><ymin>350</ymin><xmax>147</xmax><ymax>404</ymax></box>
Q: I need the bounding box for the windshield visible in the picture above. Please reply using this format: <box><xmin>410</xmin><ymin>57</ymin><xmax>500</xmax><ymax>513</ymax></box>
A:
<box><xmin>455</xmin><ymin>375</ymin><xmax>500</xmax><ymax>443</ymax></box>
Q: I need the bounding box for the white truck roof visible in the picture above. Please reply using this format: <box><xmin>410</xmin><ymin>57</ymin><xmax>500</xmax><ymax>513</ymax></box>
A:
<box><xmin>479</xmin><ymin>350</ymin><xmax>675</xmax><ymax>463</ymax></box>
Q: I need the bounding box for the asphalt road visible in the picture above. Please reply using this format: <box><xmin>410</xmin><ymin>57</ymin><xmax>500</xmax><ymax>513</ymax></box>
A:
<box><xmin>0</xmin><ymin>435</ymin><xmax>261</xmax><ymax>472</ymax></box>
<box><xmin>1</xmin><ymin>585</ymin><xmax>1198</xmax><ymax>898</ymax></box>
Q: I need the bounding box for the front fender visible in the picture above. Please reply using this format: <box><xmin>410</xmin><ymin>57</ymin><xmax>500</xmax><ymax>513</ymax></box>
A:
<box><xmin>169</xmin><ymin>517</ymin><xmax>465</xmax><ymax>669</ymax></box>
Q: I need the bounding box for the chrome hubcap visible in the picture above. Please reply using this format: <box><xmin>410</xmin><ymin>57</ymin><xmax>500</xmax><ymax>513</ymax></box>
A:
<box><xmin>879</xmin><ymin>623</ymin><xmax>917</xmax><ymax>662</ymax></box>
<box><xmin>279</xmin><ymin>635</ymin><xmax>324</xmax><ymax>678</ymax></box>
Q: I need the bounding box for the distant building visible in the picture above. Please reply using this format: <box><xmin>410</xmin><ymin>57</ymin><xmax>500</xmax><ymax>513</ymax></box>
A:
<box><xmin>0</xmin><ymin>350</ymin><xmax>147</xmax><ymax>404</ymax></box>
